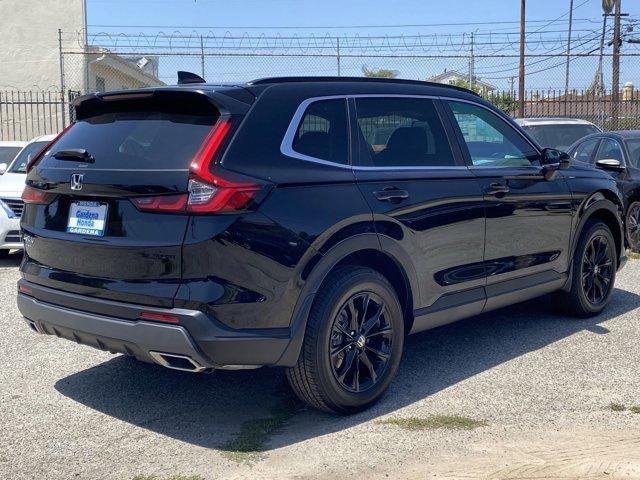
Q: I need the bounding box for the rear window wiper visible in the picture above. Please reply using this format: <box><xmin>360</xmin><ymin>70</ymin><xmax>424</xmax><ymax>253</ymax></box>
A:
<box><xmin>53</xmin><ymin>149</ymin><xmax>95</xmax><ymax>163</ymax></box>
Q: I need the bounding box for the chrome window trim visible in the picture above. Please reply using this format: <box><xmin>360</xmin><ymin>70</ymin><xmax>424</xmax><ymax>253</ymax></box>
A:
<box><xmin>280</xmin><ymin>93</ymin><xmax>541</xmax><ymax>171</ymax></box>
<box><xmin>280</xmin><ymin>95</ymin><xmax>351</xmax><ymax>168</ymax></box>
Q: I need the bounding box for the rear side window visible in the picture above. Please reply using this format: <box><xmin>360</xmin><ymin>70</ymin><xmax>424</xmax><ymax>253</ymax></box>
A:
<box><xmin>42</xmin><ymin>111</ymin><xmax>218</xmax><ymax>170</ymax></box>
<box><xmin>354</xmin><ymin>97</ymin><xmax>455</xmax><ymax>167</ymax></box>
<box><xmin>291</xmin><ymin>99</ymin><xmax>349</xmax><ymax>165</ymax></box>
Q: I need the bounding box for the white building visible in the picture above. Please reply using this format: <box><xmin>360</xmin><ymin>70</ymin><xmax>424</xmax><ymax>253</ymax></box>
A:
<box><xmin>428</xmin><ymin>70</ymin><xmax>497</xmax><ymax>96</ymax></box>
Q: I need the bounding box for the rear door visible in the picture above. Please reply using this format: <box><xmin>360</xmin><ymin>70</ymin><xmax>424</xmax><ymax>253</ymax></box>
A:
<box><xmin>352</xmin><ymin>96</ymin><xmax>487</xmax><ymax>332</ymax></box>
<box><xmin>21</xmin><ymin>91</ymin><xmax>227</xmax><ymax>307</ymax></box>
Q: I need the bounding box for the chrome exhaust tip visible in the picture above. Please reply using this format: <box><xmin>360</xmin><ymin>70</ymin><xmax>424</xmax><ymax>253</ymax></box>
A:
<box><xmin>148</xmin><ymin>351</ymin><xmax>206</xmax><ymax>373</ymax></box>
<box><xmin>26</xmin><ymin>319</ymin><xmax>41</xmax><ymax>334</ymax></box>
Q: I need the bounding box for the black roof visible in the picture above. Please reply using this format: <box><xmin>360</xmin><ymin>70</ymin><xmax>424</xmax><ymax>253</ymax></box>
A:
<box><xmin>247</xmin><ymin>76</ymin><xmax>480</xmax><ymax>96</ymax></box>
<box><xmin>606</xmin><ymin>130</ymin><xmax>640</xmax><ymax>139</ymax></box>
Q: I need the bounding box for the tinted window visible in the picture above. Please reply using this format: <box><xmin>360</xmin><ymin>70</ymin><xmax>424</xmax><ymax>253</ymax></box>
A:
<box><xmin>595</xmin><ymin>138</ymin><xmax>624</xmax><ymax>163</ymax></box>
<box><xmin>626</xmin><ymin>139</ymin><xmax>640</xmax><ymax>168</ymax></box>
<box><xmin>41</xmin><ymin>111</ymin><xmax>217</xmax><ymax>170</ymax></box>
<box><xmin>9</xmin><ymin>141</ymin><xmax>48</xmax><ymax>173</ymax></box>
<box><xmin>292</xmin><ymin>99</ymin><xmax>349</xmax><ymax>165</ymax></box>
<box><xmin>570</xmin><ymin>138</ymin><xmax>599</xmax><ymax>164</ymax></box>
<box><xmin>354</xmin><ymin>97</ymin><xmax>455</xmax><ymax>167</ymax></box>
<box><xmin>448</xmin><ymin>101</ymin><xmax>539</xmax><ymax>167</ymax></box>
<box><xmin>524</xmin><ymin>124</ymin><xmax>600</xmax><ymax>150</ymax></box>
<box><xmin>0</xmin><ymin>147</ymin><xmax>21</xmax><ymax>164</ymax></box>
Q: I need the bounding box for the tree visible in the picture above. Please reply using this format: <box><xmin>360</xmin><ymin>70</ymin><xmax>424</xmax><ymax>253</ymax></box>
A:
<box><xmin>362</xmin><ymin>65</ymin><xmax>399</xmax><ymax>78</ymax></box>
<box><xmin>447</xmin><ymin>78</ymin><xmax>518</xmax><ymax>115</ymax></box>
<box><xmin>448</xmin><ymin>78</ymin><xmax>481</xmax><ymax>95</ymax></box>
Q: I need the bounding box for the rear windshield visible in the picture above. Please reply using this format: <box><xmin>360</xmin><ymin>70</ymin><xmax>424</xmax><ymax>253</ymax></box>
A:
<box><xmin>523</xmin><ymin>124</ymin><xmax>600</xmax><ymax>151</ymax></box>
<box><xmin>41</xmin><ymin>111</ymin><xmax>218</xmax><ymax>170</ymax></box>
<box><xmin>0</xmin><ymin>147</ymin><xmax>21</xmax><ymax>164</ymax></box>
<box><xmin>10</xmin><ymin>141</ymin><xmax>48</xmax><ymax>173</ymax></box>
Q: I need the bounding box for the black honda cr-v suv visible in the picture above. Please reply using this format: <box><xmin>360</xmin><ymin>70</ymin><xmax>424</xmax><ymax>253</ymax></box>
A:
<box><xmin>18</xmin><ymin>76</ymin><xmax>626</xmax><ymax>414</ymax></box>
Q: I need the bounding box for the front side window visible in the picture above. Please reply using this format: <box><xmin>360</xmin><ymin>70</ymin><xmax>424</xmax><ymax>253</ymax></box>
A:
<box><xmin>448</xmin><ymin>101</ymin><xmax>539</xmax><ymax>167</ymax></box>
<box><xmin>291</xmin><ymin>99</ymin><xmax>349</xmax><ymax>165</ymax></box>
<box><xmin>354</xmin><ymin>97</ymin><xmax>455</xmax><ymax>167</ymax></box>
<box><xmin>595</xmin><ymin>138</ymin><xmax>624</xmax><ymax>164</ymax></box>
<box><xmin>570</xmin><ymin>138</ymin><xmax>599</xmax><ymax>164</ymax></box>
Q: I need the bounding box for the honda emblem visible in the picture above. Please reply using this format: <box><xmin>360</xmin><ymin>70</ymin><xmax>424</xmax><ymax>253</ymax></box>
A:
<box><xmin>70</xmin><ymin>173</ymin><xmax>84</xmax><ymax>191</ymax></box>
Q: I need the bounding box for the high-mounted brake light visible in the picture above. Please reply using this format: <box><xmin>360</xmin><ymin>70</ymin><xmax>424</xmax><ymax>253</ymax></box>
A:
<box><xmin>130</xmin><ymin>117</ymin><xmax>267</xmax><ymax>214</ymax></box>
<box><xmin>21</xmin><ymin>185</ymin><xmax>56</xmax><ymax>205</ymax></box>
<box><xmin>26</xmin><ymin>123</ymin><xmax>75</xmax><ymax>173</ymax></box>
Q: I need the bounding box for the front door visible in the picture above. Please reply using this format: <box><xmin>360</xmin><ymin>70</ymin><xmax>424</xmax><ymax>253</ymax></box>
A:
<box><xmin>444</xmin><ymin>100</ymin><xmax>574</xmax><ymax>311</ymax></box>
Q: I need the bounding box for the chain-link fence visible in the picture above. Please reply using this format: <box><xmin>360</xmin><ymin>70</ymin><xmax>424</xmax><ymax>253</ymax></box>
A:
<box><xmin>3</xmin><ymin>28</ymin><xmax>640</xmax><ymax>140</ymax></box>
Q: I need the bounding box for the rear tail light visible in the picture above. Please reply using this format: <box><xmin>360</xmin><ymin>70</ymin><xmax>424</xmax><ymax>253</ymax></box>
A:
<box><xmin>18</xmin><ymin>284</ymin><xmax>33</xmax><ymax>296</ymax></box>
<box><xmin>26</xmin><ymin>123</ymin><xmax>75</xmax><ymax>173</ymax></box>
<box><xmin>130</xmin><ymin>194</ymin><xmax>187</xmax><ymax>213</ymax></box>
<box><xmin>131</xmin><ymin>117</ymin><xmax>270</xmax><ymax>214</ymax></box>
<box><xmin>21</xmin><ymin>185</ymin><xmax>56</xmax><ymax>205</ymax></box>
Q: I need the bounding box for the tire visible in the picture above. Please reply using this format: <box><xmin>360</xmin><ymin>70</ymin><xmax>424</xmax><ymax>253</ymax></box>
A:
<box><xmin>286</xmin><ymin>266</ymin><xmax>404</xmax><ymax>414</ymax></box>
<box><xmin>625</xmin><ymin>201</ymin><xmax>640</xmax><ymax>253</ymax></box>
<box><xmin>556</xmin><ymin>219</ymin><xmax>617</xmax><ymax>317</ymax></box>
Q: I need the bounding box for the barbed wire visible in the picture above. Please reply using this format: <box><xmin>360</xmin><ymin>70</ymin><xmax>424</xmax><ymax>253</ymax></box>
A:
<box><xmin>59</xmin><ymin>24</ymin><xmax>640</xmax><ymax>57</ymax></box>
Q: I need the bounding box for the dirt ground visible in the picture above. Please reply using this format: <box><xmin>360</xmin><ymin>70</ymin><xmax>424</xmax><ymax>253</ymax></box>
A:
<box><xmin>1</xmin><ymin>252</ymin><xmax>639</xmax><ymax>480</ymax></box>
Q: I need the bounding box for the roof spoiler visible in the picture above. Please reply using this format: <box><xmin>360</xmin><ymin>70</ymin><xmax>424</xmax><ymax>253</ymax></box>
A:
<box><xmin>178</xmin><ymin>71</ymin><xmax>206</xmax><ymax>85</ymax></box>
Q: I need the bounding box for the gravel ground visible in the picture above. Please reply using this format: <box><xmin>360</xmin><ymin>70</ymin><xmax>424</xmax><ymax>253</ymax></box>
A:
<box><xmin>1</xmin><ymin>252</ymin><xmax>639</xmax><ymax>480</ymax></box>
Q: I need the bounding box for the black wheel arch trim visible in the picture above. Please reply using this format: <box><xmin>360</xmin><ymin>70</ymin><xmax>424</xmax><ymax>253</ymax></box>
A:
<box><xmin>562</xmin><ymin>193</ymin><xmax>625</xmax><ymax>291</ymax></box>
<box><xmin>276</xmin><ymin>232</ymin><xmax>419</xmax><ymax>367</ymax></box>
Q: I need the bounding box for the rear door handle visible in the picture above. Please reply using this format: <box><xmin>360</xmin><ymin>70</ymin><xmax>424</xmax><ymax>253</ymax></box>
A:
<box><xmin>373</xmin><ymin>188</ymin><xmax>409</xmax><ymax>203</ymax></box>
<box><xmin>485</xmin><ymin>182</ymin><xmax>510</xmax><ymax>196</ymax></box>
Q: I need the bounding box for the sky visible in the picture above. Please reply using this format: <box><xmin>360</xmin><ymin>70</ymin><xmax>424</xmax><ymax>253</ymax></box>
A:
<box><xmin>86</xmin><ymin>0</ymin><xmax>634</xmax><ymax>33</ymax></box>
<box><xmin>83</xmin><ymin>0</ymin><xmax>640</xmax><ymax>90</ymax></box>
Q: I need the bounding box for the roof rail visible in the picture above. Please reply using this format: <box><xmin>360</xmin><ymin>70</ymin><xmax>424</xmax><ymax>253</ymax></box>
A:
<box><xmin>247</xmin><ymin>76</ymin><xmax>480</xmax><ymax>96</ymax></box>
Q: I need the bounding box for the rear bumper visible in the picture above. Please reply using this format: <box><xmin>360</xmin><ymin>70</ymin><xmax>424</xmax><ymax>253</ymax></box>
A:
<box><xmin>17</xmin><ymin>280</ymin><xmax>292</xmax><ymax>370</ymax></box>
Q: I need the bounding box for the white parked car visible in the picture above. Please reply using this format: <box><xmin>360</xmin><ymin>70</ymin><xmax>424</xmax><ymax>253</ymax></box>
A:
<box><xmin>0</xmin><ymin>141</ymin><xmax>27</xmax><ymax>170</ymax></box>
<box><xmin>515</xmin><ymin>118</ymin><xmax>601</xmax><ymax>151</ymax></box>
<box><xmin>0</xmin><ymin>135</ymin><xmax>54</xmax><ymax>256</ymax></box>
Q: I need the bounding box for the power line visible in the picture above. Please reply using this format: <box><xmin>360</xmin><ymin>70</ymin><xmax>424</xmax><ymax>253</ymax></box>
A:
<box><xmin>86</xmin><ymin>17</ymin><xmax>607</xmax><ymax>30</ymax></box>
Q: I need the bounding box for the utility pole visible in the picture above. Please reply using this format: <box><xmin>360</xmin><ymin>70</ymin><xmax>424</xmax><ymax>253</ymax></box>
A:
<box><xmin>200</xmin><ymin>35</ymin><xmax>205</xmax><ymax>79</ymax></box>
<box><xmin>611</xmin><ymin>0</ymin><xmax>622</xmax><ymax>129</ymax></box>
<box><xmin>337</xmin><ymin>37</ymin><xmax>341</xmax><ymax>76</ymax></box>
<box><xmin>518</xmin><ymin>0</ymin><xmax>526</xmax><ymax>118</ymax></box>
<box><xmin>564</xmin><ymin>0</ymin><xmax>574</xmax><ymax>115</ymax></box>
<box><xmin>468</xmin><ymin>32</ymin><xmax>475</xmax><ymax>90</ymax></box>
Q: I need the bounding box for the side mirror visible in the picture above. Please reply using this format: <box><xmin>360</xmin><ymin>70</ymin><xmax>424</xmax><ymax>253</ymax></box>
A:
<box><xmin>596</xmin><ymin>158</ymin><xmax>625</xmax><ymax>172</ymax></box>
<box><xmin>541</xmin><ymin>148</ymin><xmax>571</xmax><ymax>180</ymax></box>
<box><xmin>0</xmin><ymin>163</ymin><xmax>7</xmax><ymax>175</ymax></box>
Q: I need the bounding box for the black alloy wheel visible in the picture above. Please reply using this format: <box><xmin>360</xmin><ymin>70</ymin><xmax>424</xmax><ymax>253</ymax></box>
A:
<box><xmin>626</xmin><ymin>201</ymin><xmax>640</xmax><ymax>252</ymax></box>
<box><xmin>286</xmin><ymin>266</ymin><xmax>404</xmax><ymax>414</ymax></box>
<box><xmin>581</xmin><ymin>234</ymin><xmax>614</xmax><ymax>305</ymax></box>
<box><xmin>329</xmin><ymin>292</ymin><xmax>393</xmax><ymax>393</ymax></box>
